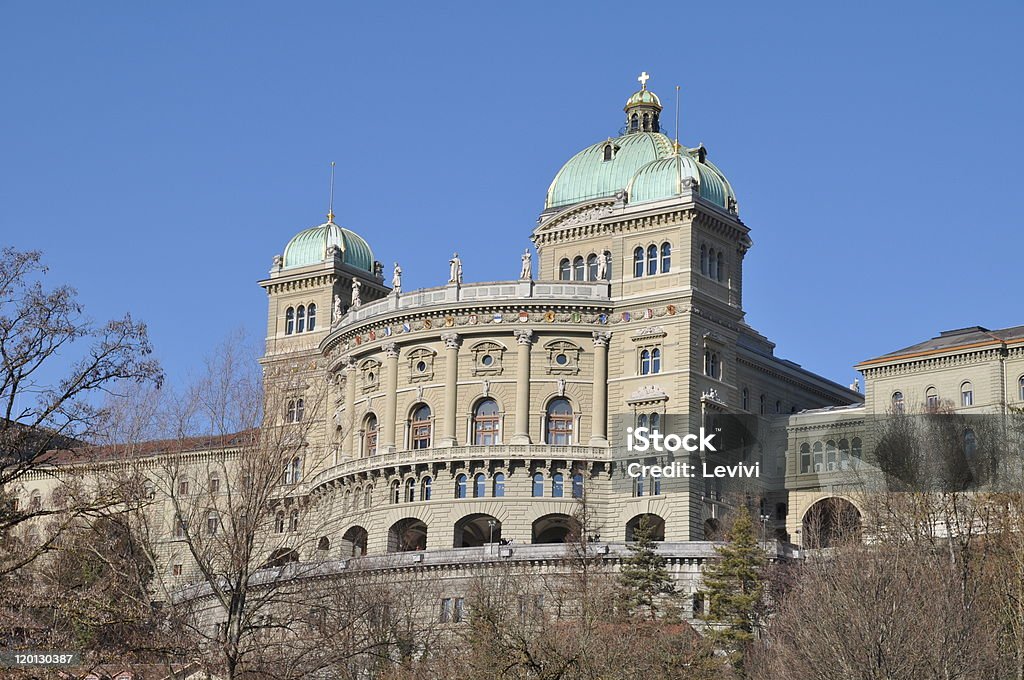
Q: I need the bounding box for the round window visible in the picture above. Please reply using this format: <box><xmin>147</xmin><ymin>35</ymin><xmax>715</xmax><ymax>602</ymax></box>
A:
<box><xmin>367</xmin><ymin>372</ymin><xmax>374</xmax><ymax>382</ymax></box>
<box><xmin>416</xmin><ymin>361</ymin><xmax>427</xmax><ymax>373</ymax></box>
<box><xmin>481</xmin><ymin>354</ymin><xmax>494</xmax><ymax>366</ymax></box>
<box><xmin>555</xmin><ymin>353</ymin><xmax>568</xmax><ymax>366</ymax></box>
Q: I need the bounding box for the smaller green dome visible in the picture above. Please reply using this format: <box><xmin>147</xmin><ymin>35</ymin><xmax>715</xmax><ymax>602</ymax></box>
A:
<box><xmin>625</xmin><ymin>88</ymin><xmax>662</xmax><ymax>109</ymax></box>
<box><xmin>283</xmin><ymin>217</ymin><xmax>374</xmax><ymax>272</ymax></box>
<box><xmin>626</xmin><ymin>148</ymin><xmax>737</xmax><ymax>211</ymax></box>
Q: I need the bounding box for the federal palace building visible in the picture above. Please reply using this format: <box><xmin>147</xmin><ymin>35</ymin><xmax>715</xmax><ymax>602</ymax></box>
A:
<box><xmin>17</xmin><ymin>75</ymin><xmax>1024</xmax><ymax>609</ymax></box>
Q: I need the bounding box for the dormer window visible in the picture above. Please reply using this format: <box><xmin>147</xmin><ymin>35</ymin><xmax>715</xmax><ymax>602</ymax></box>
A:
<box><xmin>603</xmin><ymin>144</ymin><xmax>615</xmax><ymax>161</ymax></box>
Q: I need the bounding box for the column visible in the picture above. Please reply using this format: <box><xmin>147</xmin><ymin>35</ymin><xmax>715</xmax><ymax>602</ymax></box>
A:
<box><xmin>511</xmin><ymin>329</ymin><xmax>534</xmax><ymax>445</ymax></box>
<box><xmin>343</xmin><ymin>358</ymin><xmax>357</xmax><ymax>456</ymax></box>
<box><xmin>439</xmin><ymin>332</ymin><xmax>460</xmax><ymax>447</ymax></box>
<box><xmin>589</xmin><ymin>331</ymin><xmax>611</xmax><ymax>446</ymax></box>
<box><xmin>382</xmin><ymin>342</ymin><xmax>399</xmax><ymax>452</ymax></box>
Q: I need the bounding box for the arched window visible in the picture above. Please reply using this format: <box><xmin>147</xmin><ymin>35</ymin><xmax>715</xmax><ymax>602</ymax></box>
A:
<box><xmin>642</xmin><ymin>112</ymin><xmax>650</xmax><ymax>130</ymax></box>
<box><xmin>700</xmin><ymin>245</ymin><xmax>708</xmax><ymax>276</ymax></box>
<box><xmin>1019</xmin><ymin>376</ymin><xmax>1024</xmax><ymax>401</ymax></box>
<box><xmin>206</xmin><ymin>511</ymin><xmax>219</xmax><ymax>535</ymax></box>
<box><xmin>473</xmin><ymin>399</ymin><xmax>500</xmax><ymax>445</ymax></box>
<box><xmin>364</xmin><ymin>486</ymin><xmax>372</xmax><ymax>509</ymax></box>
<box><xmin>961</xmin><ymin>381</ymin><xmax>974</xmax><ymax>407</ymax></box>
<box><xmin>800</xmin><ymin>443</ymin><xmax>811</xmax><ymax>473</ymax></box>
<box><xmin>294</xmin><ymin>398</ymin><xmax>304</xmax><ymax>422</ymax></box>
<box><xmin>317</xmin><ymin>536</ymin><xmax>330</xmax><ymax>552</ymax></box>
<box><xmin>705</xmin><ymin>352</ymin><xmax>719</xmax><ymax>379</ymax></box>
<box><xmin>274</xmin><ymin>511</ymin><xmax>285</xmax><ymax>533</ymax></box>
<box><xmin>633</xmin><ymin>247</ymin><xmax>644</xmax><ymax>277</ymax></box>
<box><xmin>532</xmin><ymin>472</ymin><xmax>544</xmax><ymax>497</ymax></box>
<box><xmin>630</xmin><ymin>113</ymin><xmax>639</xmax><ymax>132</ymax></box>
<box><xmin>291</xmin><ymin>456</ymin><xmax>302</xmax><ymax>483</ymax></box>
<box><xmin>286</xmin><ymin>399</ymin><xmax>297</xmax><ymax>423</ymax></box>
<box><xmin>838</xmin><ymin>439</ymin><xmax>850</xmax><ymax>467</ymax></box>
<box><xmin>296</xmin><ymin>305</ymin><xmax>306</xmax><ymax>334</ymax></box>
<box><xmin>411</xmin><ymin>404</ymin><xmax>432</xmax><ymax>449</ymax></box>
<box><xmin>812</xmin><ymin>442</ymin><xmax>823</xmax><ymax>471</ymax></box>
<box><xmin>634</xmin><ymin>476</ymin><xmax>644</xmax><ymax>497</ymax></box>
<box><xmin>455</xmin><ymin>474</ymin><xmax>468</xmax><ymax>499</ymax></box>
<box><xmin>647</xmin><ymin>244</ymin><xmax>658</xmax><ymax>276</ymax></box>
<box><xmin>716</xmin><ymin>251</ymin><xmax>724</xmax><ymax>282</ymax></box>
<box><xmin>405</xmin><ymin>478</ymin><xmax>415</xmax><ymax>503</ymax></box>
<box><xmin>742</xmin><ymin>388</ymin><xmax>749</xmax><ymax>411</ymax></box>
<box><xmin>651</xmin><ymin>348</ymin><xmax>661</xmax><ymax>374</ymax></box>
<box><xmin>826</xmin><ymin>441</ymin><xmax>837</xmax><ymax>471</ymax></box>
<box><xmin>558</xmin><ymin>258</ymin><xmax>571</xmax><ymax>281</ymax></box>
<box><xmin>776</xmin><ymin>400</ymin><xmax>782</xmax><ymax>414</ymax></box>
<box><xmin>571</xmin><ymin>473</ymin><xmax>584</xmax><ymax>498</ymax></box>
<box><xmin>551</xmin><ymin>473</ymin><xmax>564</xmax><ymax>498</ymax></box>
<box><xmin>926</xmin><ymin>386</ymin><xmax>939</xmax><ymax>410</ymax></box>
<box><xmin>640</xmin><ymin>349</ymin><xmax>651</xmax><ymax>375</ymax></box>
<box><xmin>660</xmin><ymin>242</ymin><xmax>671</xmax><ymax>273</ymax></box>
<box><xmin>493</xmin><ymin>472</ymin><xmax>505</xmax><ymax>497</ymax></box>
<box><xmin>573</xmin><ymin>256</ymin><xmax>585</xmax><ymax>281</ymax></box>
<box><xmin>637</xmin><ymin>413</ymin><xmax>648</xmax><ymax>429</ymax></box>
<box><xmin>586</xmin><ymin>254</ymin><xmax>598</xmax><ymax>281</ymax></box>
<box><xmin>285</xmin><ymin>307</ymin><xmax>295</xmax><ymax>335</ymax></box>
<box><xmin>603</xmin><ymin>144</ymin><xmax>613</xmax><ymax>161</ymax></box>
<box><xmin>306</xmin><ymin>303</ymin><xmax>316</xmax><ymax>332</ymax></box>
<box><xmin>545</xmin><ymin>398</ymin><xmax>574</xmax><ymax>445</ymax></box>
<box><xmin>474</xmin><ymin>473</ymin><xmax>486</xmax><ymax>498</ymax></box>
<box><xmin>421</xmin><ymin>477</ymin><xmax>432</xmax><ymax>501</ymax></box>
<box><xmin>649</xmin><ymin>412</ymin><xmax>660</xmax><ymax>432</ymax></box>
<box><xmin>892</xmin><ymin>391</ymin><xmax>905</xmax><ymax>414</ymax></box>
<box><xmin>363</xmin><ymin>413</ymin><xmax>378</xmax><ymax>456</ymax></box>
<box><xmin>390</xmin><ymin>480</ymin><xmax>401</xmax><ymax>504</ymax></box>
<box><xmin>760</xmin><ymin>394</ymin><xmax>766</xmax><ymax>415</ymax></box>
<box><xmin>289</xmin><ymin>509</ymin><xmax>300</xmax><ymax>532</ymax></box>
<box><xmin>209</xmin><ymin>471</ymin><xmax>220</xmax><ymax>493</ymax></box>
<box><xmin>652</xmin><ymin>477</ymin><xmax>661</xmax><ymax>495</ymax></box>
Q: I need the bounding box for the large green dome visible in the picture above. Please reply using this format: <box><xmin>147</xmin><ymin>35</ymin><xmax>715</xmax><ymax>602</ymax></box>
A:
<box><xmin>545</xmin><ymin>131</ymin><xmax>737</xmax><ymax>213</ymax></box>
<box><xmin>282</xmin><ymin>217</ymin><xmax>374</xmax><ymax>271</ymax></box>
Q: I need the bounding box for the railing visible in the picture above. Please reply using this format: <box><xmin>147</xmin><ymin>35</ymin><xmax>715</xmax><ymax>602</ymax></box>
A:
<box><xmin>307</xmin><ymin>444</ymin><xmax>612</xmax><ymax>491</ymax></box>
<box><xmin>331</xmin><ymin>279</ymin><xmax>611</xmax><ymax>331</ymax></box>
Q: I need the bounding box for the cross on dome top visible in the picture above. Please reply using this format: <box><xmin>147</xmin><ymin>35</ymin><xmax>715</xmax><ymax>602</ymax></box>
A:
<box><xmin>637</xmin><ymin>71</ymin><xmax>650</xmax><ymax>90</ymax></box>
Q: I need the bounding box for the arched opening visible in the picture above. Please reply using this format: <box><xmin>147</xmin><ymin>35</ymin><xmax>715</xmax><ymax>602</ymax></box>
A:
<box><xmin>660</xmin><ymin>242</ymin><xmax>671</xmax><ymax>272</ymax></box>
<box><xmin>544</xmin><ymin>398</ymin><xmax>574</xmax><ymax>445</ymax></box>
<box><xmin>455</xmin><ymin>473</ymin><xmax>468</xmax><ymax>499</ymax></box>
<box><xmin>472</xmin><ymin>398</ymin><xmax>500</xmax><ymax>445</ymax></box>
<box><xmin>410</xmin><ymin>403</ymin><xmax>432</xmax><ymax>449</ymax></box>
<box><xmin>572</xmin><ymin>256</ymin><xmax>585</xmax><ymax>281</ymax></box>
<box><xmin>558</xmin><ymin>258</ymin><xmax>571</xmax><ymax>281</ymax></box>
<box><xmin>586</xmin><ymin>253</ymin><xmax>598</xmax><ymax>281</ymax></box>
<box><xmin>531</xmin><ymin>472</ymin><xmax>544</xmax><ymax>497</ymax></box>
<box><xmin>626</xmin><ymin>513</ymin><xmax>666</xmax><ymax>542</ymax></box>
<box><xmin>405</xmin><ymin>477</ymin><xmax>416</xmax><ymax>502</ymax></box>
<box><xmin>285</xmin><ymin>307</ymin><xmax>295</xmax><ymax>335</ymax></box>
<box><xmin>296</xmin><ymin>305</ymin><xmax>306</xmax><ymax>333</ymax></box>
<box><xmin>454</xmin><ymin>513</ymin><xmax>502</xmax><ymax>547</ymax></box>
<box><xmin>716</xmin><ymin>251</ymin><xmax>724</xmax><ymax>282</ymax></box>
<box><xmin>531</xmin><ymin>513</ymin><xmax>580</xmax><ymax>544</ymax></box>
<box><xmin>341</xmin><ymin>526</ymin><xmax>368</xmax><ymax>556</ymax></box>
<box><xmin>633</xmin><ymin>247</ymin><xmax>644</xmax><ymax>278</ymax></box>
<box><xmin>265</xmin><ymin>548</ymin><xmax>299</xmax><ymax>568</ymax></box>
<box><xmin>363</xmin><ymin>413</ymin><xmax>378</xmax><ymax>456</ymax></box>
<box><xmin>306</xmin><ymin>303</ymin><xmax>316</xmax><ymax>332</ymax></box>
<box><xmin>802</xmin><ymin>497</ymin><xmax>861</xmax><ymax>549</ymax></box>
<box><xmin>473</xmin><ymin>473</ymin><xmax>486</xmax><ymax>498</ymax></box>
<box><xmin>317</xmin><ymin>536</ymin><xmax>330</xmax><ymax>552</ymax></box>
<box><xmin>700</xmin><ymin>245</ymin><xmax>708</xmax><ymax>276</ymax></box>
<box><xmin>630</xmin><ymin>113</ymin><xmax>639</xmax><ymax>132</ymax></box>
<box><xmin>646</xmin><ymin>244</ymin><xmax>658</xmax><ymax>275</ymax></box>
<box><xmin>387</xmin><ymin>518</ymin><xmax>428</xmax><ymax>552</ymax></box>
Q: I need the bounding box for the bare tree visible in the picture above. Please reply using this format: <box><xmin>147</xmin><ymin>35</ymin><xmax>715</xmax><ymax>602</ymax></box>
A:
<box><xmin>0</xmin><ymin>247</ymin><xmax>162</xmax><ymax>579</ymax></box>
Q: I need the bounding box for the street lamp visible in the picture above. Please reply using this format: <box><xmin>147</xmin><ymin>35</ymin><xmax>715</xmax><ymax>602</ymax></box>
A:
<box><xmin>759</xmin><ymin>513</ymin><xmax>770</xmax><ymax>549</ymax></box>
<box><xmin>487</xmin><ymin>518</ymin><xmax>497</xmax><ymax>545</ymax></box>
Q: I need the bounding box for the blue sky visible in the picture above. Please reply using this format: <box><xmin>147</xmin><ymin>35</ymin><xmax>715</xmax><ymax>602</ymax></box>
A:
<box><xmin>2</xmin><ymin>1</ymin><xmax>1022</xmax><ymax>391</ymax></box>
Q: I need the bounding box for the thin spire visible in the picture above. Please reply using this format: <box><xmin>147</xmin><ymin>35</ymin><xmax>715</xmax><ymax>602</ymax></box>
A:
<box><xmin>327</xmin><ymin>161</ymin><xmax>336</xmax><ymax>222</ymax></box>
<box><xmin>674</xmin><ymin>85</ymin><xmax>681</xmax><ymax>153</ymax></box>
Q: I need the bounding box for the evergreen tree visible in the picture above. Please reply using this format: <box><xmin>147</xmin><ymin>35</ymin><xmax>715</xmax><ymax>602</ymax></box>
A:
<box><xmin>699</xmin><ymin>510</ymin><xmax>766</xmax><ymax>663</ymax></box>
<box><xmin>618</xmin><ymin>515</ymin><xmax>675</xmax><ymax>620</ymax></box>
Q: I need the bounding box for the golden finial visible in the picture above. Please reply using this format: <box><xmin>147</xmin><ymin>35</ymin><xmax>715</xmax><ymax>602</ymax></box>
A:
<box><xmin>327</xmin><ymin>161</ymin><xmax>336</xmax><ymax>222</ymax></box>
<box><xmin>674</xmin><ymin>85</ymin><xmax>681</xmax><ymax>153</ymax></box>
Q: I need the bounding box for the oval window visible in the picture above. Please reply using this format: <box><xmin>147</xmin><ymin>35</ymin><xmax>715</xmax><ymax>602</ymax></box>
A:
<box><xmin>555</xmin><ymin>353</ymin><xmax>568</xmax><ymax>365</ymax></box>
<box><xmin>481</xmin><ymin>354</ymin><xmax>494</xmax><ymax>366</ymax></box>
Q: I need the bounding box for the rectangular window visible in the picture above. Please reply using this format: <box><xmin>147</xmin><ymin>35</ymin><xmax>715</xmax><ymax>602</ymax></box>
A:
<box><xmin>172</xmin><ymin>563</ymin><xmax>183</xmax><ymax>576</ymax></box>
<box><xmin>453</xmin><ymin>597</ymin><xmax>465</xmax><ymax>623</ymax></box>
<box><xmin>800</xmin><ymin>451</ymin><xmax>811</xmax><ymax>474</ymax></box>
<box><xmin>962</xmin><ymin>390</ymin><xmax>973</xmax><ymax>407</ymax></box>
<box><xmin>178</xmin><ymin>480</ymin><xmax>189</xmax><ymax>496</ymax></box>
<box><xmin>439</xmin><ymin>598</ymin><xmax>452</xmax><ymax>623</ymax></box>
